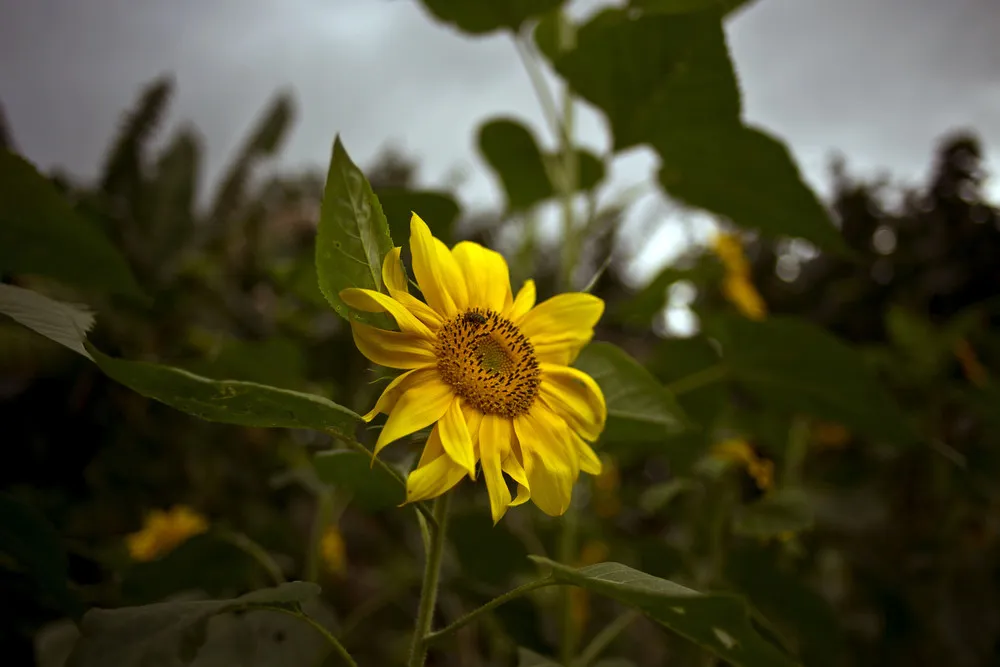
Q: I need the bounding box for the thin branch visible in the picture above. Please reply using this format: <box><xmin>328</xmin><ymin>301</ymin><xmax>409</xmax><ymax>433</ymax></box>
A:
<box><xmin>573</xmin><ymin>609</ymin><xmax>642</xmax><ymax>667</ymax></box>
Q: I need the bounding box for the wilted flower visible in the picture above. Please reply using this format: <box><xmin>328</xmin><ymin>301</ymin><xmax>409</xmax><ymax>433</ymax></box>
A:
<box><xmin>126</xmin><ymin>505</ymin><xmax>208</xmax><ymax>562</ymax></box>
<box><xmin>341</xmin><ymin>214</ymin><xmax>607</xmax><ymax>522</ymax></box>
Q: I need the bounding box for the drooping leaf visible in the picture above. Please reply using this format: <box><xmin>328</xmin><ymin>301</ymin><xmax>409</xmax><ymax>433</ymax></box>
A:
<box><xmin>312</xmin><ymin>450</ymin><xmax>404</xmax><ymax>510</ymax></box>
<box><xmin>0</xmin><ymin>285</ymin><xmax>95</xmax><ymax>359</ymax></box>
<box><xmin>656</xmin><ymin>124</ymin><xmax>847</xmax><ymax>252</ymax></box>
<box><xmin>478</xmin><ymin>118</ymin><xmax>554</xmax><ymax>213</ymax></box>
<box><xmin>732</xmin><ymin>489</ymin><xmax>814</xmax><ymax>539</ymax></box>
<box><xmin>0</xmin><ymin>494</ymin><xmax>82</xmax><ymax>618</ymax></box>
<box><xmin>541</xmin><ymin>10</ymin><xmax>740</xmax><ymax>152</ymax></box>
<box><xmin>66</xmin><ymin>582</ymin><xmax>319</xmax><ymax>667</ymax></box>
<box><xmin>420</xmin><ymin>0</ymin><xmax>565</xmax><ymax>35</ymax></box>
<box><xmin>89</xmin><ymin>345</ymin><xmax>360</xmax><ymax>439</ymax></box>
<box><xmin>706</xmin><ymin>314</ymin><xmax>915</xmax><ymax>445</ymax></box>
<box><xmin>531</xmin><ymin>558</ymin><xmax>797</xmax><ymax>667</ymax></box>
<box><xmin>376</xmin><ymin>189</ymin><xmax>461</xmax><ymax>246</ymax></box>
<box><xmin>574</xmin><ymin>342</ymin><xmax>688</xmax><ymax>445</ymax></box>
<box><xmin>0</xmin><ymin>151</ymin><xmax>143</xmax><ymax>296</ymax></box>
<box><xmin>315</xmin><ymin>136</ymin><xmax>394</xmax><ymax>327</ymax></box>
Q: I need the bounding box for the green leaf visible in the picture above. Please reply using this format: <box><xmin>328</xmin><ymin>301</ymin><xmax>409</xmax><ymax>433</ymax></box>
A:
<box><xmin>478</xmin><ymin>118</ymin><xmax>554</xmax><ymax>213</ymax></box>
<box><xmin>0</xmin><ymin>494</ymin><xmax>82</xmax><ymax>618</ymax></box>
<box><xmin>0</xmin><ymin>150</ymin><xmax>143</xmax><ymax>296</ymax></box>
<box><xmin>315</xmin><ymin>136</ymin><xmax>394</xmax><ymax>326</ymax></box>
<box><xmin>542</xmin><ymin>10</ymin><xmax>740</xmax><ymax>152</ymax></box>
<box><xmin>66</xmin><ymin>582</ymin><xmax>319</xmax><ymax>667</ymax></box>
<box><xmin>706</xmin><ymin>314</ymin><xmax>915</xmax><ymax>445</ymax></box>
<box><xmin>732</xmin><ymin>490</ymin><xmax>814</xmax><ymax>539</ymax></box>
<box><xmin>88</xmin><ymin>345</ymin><xmax>360</xmax><ymax>439</ymax></box>
<box><xmin>0</xmin><ymin>285</ymin><xmax>95</xmax><ymax>359</ymax></box>
<box><xmin>574</xmin><ymin>342</ymin><xmax>688</xmax><ymax>445</ymax></box>
<box><xmin>542</xmin><ymin>148</ymin><xmax>606</xmax><ymax>193</ymax></box>
<box><xmin>312</xmin><ymin>450</ymin><xmax>404</xmax><ymax>510</ymax></box>
<box><xmin>726</xmin><ymin>545</ymin><xmax>846</xmax><ymax>667</ymax></box>
<box><xmin>376</xmin><ymin>189</ymin><xmax>461</xmax><ymax>246</ymax></box>
<box><xmin>531</xmin><ymin>557</ymin><xmax>798</xmax><ymax>667</ymax></box>
<box><xmin>630</xmin><ymin>0</ymin><xmax>755</xmax><ymax>15</ymax></box>
<box><xmin>420</xmin><ymin>0</ymin><xmax>565</xmax><ymax>35</ymax></box>
<box><xmin>656</xmin><ymin>124</ymin><xmax>846</xmax><ymax>252</ymax></box>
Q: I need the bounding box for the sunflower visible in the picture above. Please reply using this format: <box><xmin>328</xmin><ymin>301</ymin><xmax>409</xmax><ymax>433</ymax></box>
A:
<box><xmin>340</xmin><ymin>214</ymin><xmax>607</xmax><ymax>523</ymax></box>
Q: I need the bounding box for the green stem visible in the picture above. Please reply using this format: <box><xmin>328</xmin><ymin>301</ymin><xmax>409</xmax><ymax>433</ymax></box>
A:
<box><xmin>216</xmin><ymin>529</ymin><xmax>285</xmax><ymax>585</ymax></box>
<box><xmin>558</xmin><ymin>504</ymin><xmax>579</xmax><ymax>666</ymax></box>
<box><xmin>512</xmin><ymin>36</ymin><xmax>569</xmax><ymax>148</ymax></box>
<box><xmin>573</xmin><ymin>609</ymin><xmax>641</xmax><ymax>667</ymax></box>
<box><xmin>664</xmin><ymin>365</ymin><xmax>727</xmax><ymax>396</ymax></box>
<box><xmin>422</xmin><ymin>578</ymin><xmax>557</xmax><ymax>646</ymax></box>
<box><xmin>407</xmin><ymin>494</ymin><xmax>451</xmax><ymax>667</ymax></box>
<box><xmin>784</xmin><ymin>416</ymin><xmax>810</xmax><ymax>486</ymax></box>
<box><xmin>265</xmin><ymin>606</ymin><xmax>357</xmax><ymax>667</ymax></box>
<box><xmin>338</xmin><ymin>434</ymin><xmax>437</xmax><ymax>529</ymax></box>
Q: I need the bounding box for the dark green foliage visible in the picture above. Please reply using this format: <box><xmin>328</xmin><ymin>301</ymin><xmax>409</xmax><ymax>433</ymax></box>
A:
<box><xmin>420</xmin><ymin>0</ymin><xmax>565</xmax><ymax>35</ymax></box>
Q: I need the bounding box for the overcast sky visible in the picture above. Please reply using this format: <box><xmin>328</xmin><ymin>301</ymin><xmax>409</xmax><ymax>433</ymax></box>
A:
<box><xmin>2</xmin><ymin>0</ymin><xmax>999</xmax><ymax>279</ymax></box>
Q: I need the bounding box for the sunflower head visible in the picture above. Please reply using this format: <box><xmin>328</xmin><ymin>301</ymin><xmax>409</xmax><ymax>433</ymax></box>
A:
<box><xmin>340</xmin><ymin>214</ymin><xmax>607</xmax><ymax>523</ymax></box>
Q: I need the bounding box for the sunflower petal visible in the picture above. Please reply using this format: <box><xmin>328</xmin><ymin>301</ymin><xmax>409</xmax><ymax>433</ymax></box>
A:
<box><xmin>340</xmin><ymin>287</ymin><xmax>432</xmax><ymax>337</ymax></box>
<box><xmin>520</xmin><ymin>293</ymin><xmax>604</xmax><ymax>341</ymax></box>
<box><xmin>439</xmin><ymin>399</ymin><xmax>477</xmax><ymax>479</ymax></box>
<box><xmin>362</xmin><ymin>368</ymin><xmax>433</xmax><ymax>421</ymax></box>
<box><xmin>480</xmin><ymin>414</ymin><xmax>513</xmax><ymax>524</ymax></box>
<box><xmin>406</xmin><ymin>448</ymin><xmax>467</xmax><ymax>503</ymax></box>
<box><xmin>374</xmin><ymin>375</ymin><xmax>454</xmax><ymax>456</ymax></box>
<box><xmin>350</xmin><ymin>320</ymin><xmax>437</xmax><ymax>369</ymax></box>
<box><xmin>513</xmin><ymin>407</ymin><xmax>576</xmax><ymax>479</ymax></box>
<box><xmin>511</xmin><ymin>484</ymin><xmax>531</xmax><ymax>506</ymax></box>
<box><xmin>572</xmin><ymin>431</ymin><xmax>603</xmax><ymax>475</ymax></box>
<box><xmin>539</xmin><ymin>363</ymin><xmax>607</xmax><ymax>440</ymax></box>
<box><xmin>382</xmin><ymin>247</ymin><xmax>408</xmax><ymax>294</ymax></box>
<box><xmin>395</xmin><ymin>292</ymin><xmax>444</xmax><ymax>330</ymax></box>
<box><xmin>452</xmin><ymin>241</ymin><xmax>512</xmax><ymax>312</ymax></box>
<box><xmin>522</xmin><ymin>445</ymin><xmax>574</xmax><ymax>517</ymax></box>
<box><xmin>410</xmin><ymin>213</ymin><xmax>468</xmax><ymax>318</ymax></box>
<box><xmin>507</xmin><ymin>279</ymin><xmax>536</xmax><ymax>322</ymax></box>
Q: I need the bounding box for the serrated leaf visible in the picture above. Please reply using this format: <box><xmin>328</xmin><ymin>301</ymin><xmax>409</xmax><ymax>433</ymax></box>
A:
<box><xmin>478</xmin><ymin>118</ymin><xmax>554</xmax><ymax>213</ymax></box>
<box><xmin>0</xmin><ymin>285</ymin><xmax>95</xmax><ymax>359</ymax></box>
<box><xmin>706</xmin><ymin>314</ymin><xmax>915</xmax><ymax>445</ymax></box>
<box><xmin>656</xmin><ymin>124</ymin><xmax>846</xmax><ymax>252</ymax></box>
<box><xmin>315</xmin><ymin>137</ymin><xmax>394</xmax><ymax>327</ymax></box>
<box><xmin>0</xmin><ymin>151</ymin><xmax>143</xmax><ymax>296</ymax></box>
<box><xmin>420</xmin><ymin>0</ymin><xmax>565</xmax><ymax>35</ymax></box>
<box><xmin>66</xmin><ymin>582</ymin><xmax>319</xmax><ymax>667</ymax></box>
<box><xmin>376</xmin><ymin>189</ymin><xmax>461</xmax><ymax>246</ymax></box>
<box><xmin>531</xmin><ymin>558</ymin><xmax>798</xmax><ymax>667</ymax></box>
<box><xmin>732</xmin><ymin>490</ymin><xmax>814</xmax><ymax>539</ymax></box>
<box><xmin>312</xmin><ymin>450</ymin><xmax>404</xmax><ymax>510</ymax></box>
<box><xmin>574</xmin><ymin>342</ymin><xmax>688</xmax><ymax>445</ymax></box>
<box><xmin>88</xmin><ymin>345</ymin><xmax>360</xmax><ymax>439</ymax></box>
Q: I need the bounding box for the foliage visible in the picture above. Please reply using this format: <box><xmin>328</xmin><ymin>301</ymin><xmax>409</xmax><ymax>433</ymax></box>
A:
<box><xmin>2</xmin><ymin>2</ymin><xmax>998</xmax><ymax>667</ymax></box>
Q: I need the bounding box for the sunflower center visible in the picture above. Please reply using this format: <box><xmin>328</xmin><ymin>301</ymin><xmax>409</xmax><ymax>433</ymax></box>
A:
<box><xmin>435</xmin><ymin>308</ymin><xmax>540</xmax><ymax>418</ymax></box>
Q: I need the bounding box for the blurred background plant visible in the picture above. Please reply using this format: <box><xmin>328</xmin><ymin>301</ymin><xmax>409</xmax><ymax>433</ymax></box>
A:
<box><xmin>2</xmin><ymin>1</ymin><xmax>999</xmax><ymax>666</ymax></box>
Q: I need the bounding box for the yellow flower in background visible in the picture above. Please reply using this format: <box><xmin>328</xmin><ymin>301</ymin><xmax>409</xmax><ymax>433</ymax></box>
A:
<box><xmin>813</xmin><ymin>421</ymin><xmax>851</xmax><ymax>449</ymax></box>
<box><xmin>712</xmin><ymin>232</ymin><xmax>767</xmax><ymax>321</ymax></box>
<box><xmin>126</xmin><ymin>505</ymin><xmax>208</xmax><ymax>562</ymax></box>
<box><xmin>711</xmin><ymin>439</ymin><xmax>774</xmax><ymax>492</ymax></box>
<box><xmin>320</xmin><ymin>525</ymin><xmax>347</xmax><ymax>576</ymax></box>
<box><xmin>342</xmin><ymin>214</ymin><xmax>607</xmax><ymax>523</ymax></box>
<box><xmin>592</xmin><ymin>455</ymin><xmax>622</xmax><ymax>518</ymax></box>
<box><xmin>570</xmin><ymin>540</ymin><xmax>612</xmax><ymax>636</ymax></box>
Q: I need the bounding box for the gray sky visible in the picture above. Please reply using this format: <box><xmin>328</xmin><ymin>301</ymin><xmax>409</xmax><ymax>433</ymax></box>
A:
<box><xmin>2</xmin><ymin>0</ymin><xmax>999</xmax><ymax>272</ymax></box>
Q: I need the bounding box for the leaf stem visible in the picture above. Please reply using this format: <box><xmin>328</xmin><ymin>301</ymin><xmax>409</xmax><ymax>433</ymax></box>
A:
<box><xmin>265</xmin><ymin>606</ymin><xmax>357</xmax><ymax>667</ymax></box>
<box><xmin>215</xmin><ymin>529</ymin><xmax>285</xmax><ymax>585</ymax></box>
<box><xmin>422</xmin><ymin>578</ymin><xmax>558</xmax><ymax>646</ymax></box>
<box><xmin>512</xmin><ymin>35</ymin><xmax>569</xmax><ymax>148</ymax></box>
<box><xmin>558</xmin><ymin>504</ymin><xmax>579</xmax><ymax>666</ymax></box>
<box><xmin>407</xmin><ymin>493</ymin><xmax>451</xmax><ymax>667</ymax></box>
<box><xmin>664</xmin><ymin>365</ymin><xmax>727</xmax><ymax>396</ymax></box>
<box><xmin>573</xmin><ymin>609</ymin><xmax>641</xmax><ymax>667</ymax></box>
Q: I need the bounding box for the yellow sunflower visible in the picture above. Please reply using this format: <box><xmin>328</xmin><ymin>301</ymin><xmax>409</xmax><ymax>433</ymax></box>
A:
<box><xmin>340</xmin><ymin>214</ymin><xmax>607</xmax><ymax>523</ymax></box>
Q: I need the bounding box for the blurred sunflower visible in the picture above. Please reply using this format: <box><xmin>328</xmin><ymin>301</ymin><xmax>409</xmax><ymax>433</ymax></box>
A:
<box><xmin>341</xmin><ymin>214</ymin><xmax>606</xmax><ymax>523</ymax></box>
<box><xmin>126</xmin><ymin>505</ymin><xmax>208</xmax><ymax>562</ymax></box>
<box><xmin>712</xmin><ymin>232</ymin><xmax>767</xmax><ymax>321</ymax></box>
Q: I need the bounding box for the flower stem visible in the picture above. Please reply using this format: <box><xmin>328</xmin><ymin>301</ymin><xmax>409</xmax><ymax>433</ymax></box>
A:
<box><xmin>265</xmin><ymin>605</ymin><xmax>357</xmax><ymax>667</ymax></box>
<box><xmin>558</xmin><ymin>503</ymin><xmax>579</xmax><ymax>666</ymax></box>
<box><xmin>407</xmin><ymin>493</ymin><xmax>451</xmax><ymax>667</ymax></box>
<box><xmin>422</xmin><ymin>578</ymin><xmax>557</xmax><ymax>646</ymax></box>
<box><xmin>215</xmin><ymin>529</ymin><xmax>285</xmax><ymax>585</ymax></box>
<box><xmin>573</xmin><ymin>609</ymin><xmax>641</xmax><ymax>667</ymax></box>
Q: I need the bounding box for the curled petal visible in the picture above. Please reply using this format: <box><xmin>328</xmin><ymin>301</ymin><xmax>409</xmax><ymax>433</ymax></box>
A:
<box><xmin>374</xmin><ymin>375</ymin><xmax>453</xmax><ymax>456</ymax></box>
<box><xmin>350</xmin><ymin>320</ymin><xmax>436</xmax><ymax>369</ymax></box>
<box><xmin>480</xmin><ymin>414</ymin><xmax>513</xmax><ymax>524</ymax></box>
<box><xmin>438</xmin><ymin>398</ymin><xmax>477</xmax><ymax>479</ymax></box>
<box><xmin>362</xmin><ymin>368</ymin><xmax>434</xmax><ymax>422</ymax></box>
<box><xmin>539</xmin><ymin>363</ymin><xmax>607</xmax><ymax>441</ymax></box>
<box><xmin>340</xmin><ymin>287</ymin><xmax>432</xmax><ymax>337</ymax></box>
